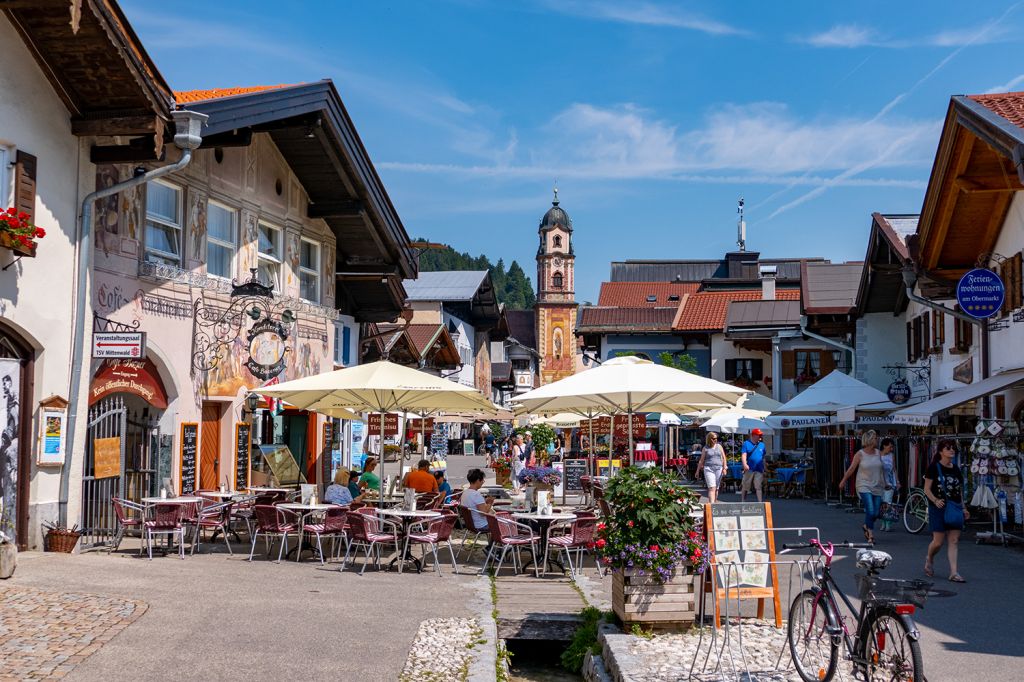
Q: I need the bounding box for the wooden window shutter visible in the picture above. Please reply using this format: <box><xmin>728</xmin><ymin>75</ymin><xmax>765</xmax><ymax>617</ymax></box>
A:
<box><xmin>751</xmin><ymin>359</ymin><xmax>764</xmax><ymax>380</ymax></box>
<box><xmin>821</xmin><ymin>351</ymin><xmax>836</xmax><ymax>376</ymax></box>
<box><xmin>782</xmin><ymin>429</ymin><xmax>796</xmax><ymax>450</ymax></box>
<box><xmin>1013</xmin><ymin>253</ymin><xmax>1023</xmax><ymax>311</ymax></box>
<box><xmin>922</xmin><ymin>311</ymin><xmax>931</xmax><ymax>354</ymax></box>
<box><xmin>724</xmin><ymin>359</ymin><xmax>737</xmax><ymax>380</ymax></box>
<box><xmin>907</xmin><ymin>321</ymin><xmax>913</xmax><ymax>361</ymax></box>
<box><xmin>14</xmin><ymin>150</ymin><xmax>37</xmax><ymax>219</ymax></box>
<box><xmin>781</xmin><ymin>350</ymin><xmax>796</xmax><ymax>379</ymax></box>
<box><xmin>936</xmin><ymin>310</ymin><xmax>945</xmax><ymax>347</ymax></box>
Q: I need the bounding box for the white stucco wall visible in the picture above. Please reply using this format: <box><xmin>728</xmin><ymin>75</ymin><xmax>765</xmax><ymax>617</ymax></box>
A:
<box><xmin>0</xmin><ymin>15</ymin><xmax>91</xmax><ymax>547</ymax></box>
<box><xmin>856</xmin><ymin>313</ymin><xmax>913</xmax><ymax>395</ymax></box>
<box><xmin>442</xmin><ymin>312</ymin><xmax>475</xmax><ymax>387</ymax></box>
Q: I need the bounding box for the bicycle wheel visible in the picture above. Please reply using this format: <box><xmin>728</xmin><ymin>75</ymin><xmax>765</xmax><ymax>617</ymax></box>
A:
<box><xmin>863</xmin><ymin>608</ymin><xmax>923</xmax><ymax>682</ymax></box>
<box><xmin>788</xmin><ymin>589</ymin><xmax>839</xmax><ymax>682</ymax></box>
<box><xmin>903</xmin><ymin>491</ymin><xmax>928</xmax><ymax>534</ymax></box>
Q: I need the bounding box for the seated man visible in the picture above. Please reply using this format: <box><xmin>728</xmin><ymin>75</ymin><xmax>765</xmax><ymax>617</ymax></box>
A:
<box><xmin>460</xmin><ymin>468</ymin><xmax>494</xmax><ymax>532</ymax></box>
<box><xmin>403</xmin><ymin>459</ymin><xmax>439</xmax><ymax>494</ymax></box>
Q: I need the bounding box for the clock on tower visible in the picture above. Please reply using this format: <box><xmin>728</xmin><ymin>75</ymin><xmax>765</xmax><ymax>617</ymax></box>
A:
<box><xmin>534</xmin><ymin>188</ymin><xmax>577</xmax><ymax>384</ymax></box>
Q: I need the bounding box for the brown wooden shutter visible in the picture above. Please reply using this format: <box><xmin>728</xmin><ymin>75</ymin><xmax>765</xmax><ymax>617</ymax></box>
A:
<box><xmin>14</xmin><ymin>150</ymin><xmax>37</xmax><ymax>219</ymax></box>
<box><xmin>1012</xmin><ymin>253</ymin><xmax>1023</xmax><ymax>311</ymax></box>
<box><xmin>936</xmin><ymin>311</ymin><xmax>945</xmax><ymax>347</ymax></box>
<box><xmin>922</xmin><ymin>311</ymin><xmax>931</xmax><ymax>353</ymax></box>
<box><xmin>907</xmin><ymin>321</ymin><xmax>913</xmax><ymax>361</ymax></box>
<box><xmin>820</xmin><ymin>350</ymin><xmax>835</xmax><ymax>376</ymax></box>
<box><xmin>781</xmin><ymin>350</ymin><xmax>796</xmax><ymax>379</ymax></box>
<box><xmin>782</xmin><ymin>429</ymin><xmax>796</xmax><ymax>450</ymax></box>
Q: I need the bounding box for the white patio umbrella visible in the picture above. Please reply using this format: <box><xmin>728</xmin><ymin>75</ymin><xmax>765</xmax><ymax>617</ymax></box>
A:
<box><xmin>258</xmin><ymin>360</ymin><xmax>494</xmax><ymax>497</ymax></box>
<box><xmin>512</xmin><ymin>356</ymin><xmax>747</xmax><ymax>461</ymax></box>
<box><xmin>703</xmin><ymin>412</ymin><xmax>773</xmax><ymax>434</ymax></box>
<box><xmin>771</xmin><ymin>370</ymin><xmax>888</xmax><ymax>416</ymax></box>
<box><xmin>534</xmin><ymin>413</ymin><xmax>582</xmax><ymax>428</ymax></box>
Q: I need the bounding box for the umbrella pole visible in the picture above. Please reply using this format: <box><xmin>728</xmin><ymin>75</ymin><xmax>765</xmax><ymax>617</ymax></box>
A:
<box><xmin>627</xmin><ymin>396</ymin><xmax>634</xmax><ymax>468</ymax></box>
<box><xmin>379</xmin><ymin>410</ymin><xmax>386</xmax><ymax>508</ymax></box>
<box><xmin>609</xmin><ymin>413</ymin><xmax>615</xmax><ymax>476</ymax></box>
<box><xmin>588</xmin><ymin>410</ymin><xmax>595</xmax><ymax>477</ymax></box>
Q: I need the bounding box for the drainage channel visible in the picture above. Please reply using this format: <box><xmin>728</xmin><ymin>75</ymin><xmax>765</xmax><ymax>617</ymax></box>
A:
<box><xmin>506</xmin><ymin>638</ymin><xmax>582</xmax><ymax>682</ymax></box>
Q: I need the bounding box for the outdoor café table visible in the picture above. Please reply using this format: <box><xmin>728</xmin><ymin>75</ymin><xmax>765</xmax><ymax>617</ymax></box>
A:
<box><xmin>512</xmin><ymin>511</ymin><xmax>576</xmax><ymax>575</ymax></box>
<box><xmin>775</xmin><ymin>466</ymin><xmax>810</xmax><ymax>497</ymax></box>
<box><xmin>140</xmin><ymin>497</ymin><xmax>203</xmax><ymax>552</ymax></box>
<box><xmin>278</xmin><ymin>502</ymin><xmax>333</xmax><ymax>561</ymax></box>
<box><xmin>247</xmin><ymin>487</ymin><xmax>290</xmax><ymax>494</ymax></box>
<box><xmin>378</xmin><ymin>508</ymin><xmax>442</xmax><ymax>573</ymax></box>
<box><xmin>727</xmin><ymin>462</ymin><xmax>744</xmax><ymax>479</ymax></box>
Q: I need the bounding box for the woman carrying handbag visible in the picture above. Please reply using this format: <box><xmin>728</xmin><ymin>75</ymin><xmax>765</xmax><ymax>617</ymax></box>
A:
<box><xmin>923</xmin><ymin>438</ymin><xmax>969</xmax><ymax>583</ymax></box>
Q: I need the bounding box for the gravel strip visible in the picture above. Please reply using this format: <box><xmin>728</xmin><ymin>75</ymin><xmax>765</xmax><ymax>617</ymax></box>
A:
<box><xmin>607</xmin><ymin>620</ymin><xmax>856</xmax><ymax>682</ymax></box>
<box><xmin>401</xmin><ymin>617</ymin><xmax>483</xmax><ymax>682</ymax></box>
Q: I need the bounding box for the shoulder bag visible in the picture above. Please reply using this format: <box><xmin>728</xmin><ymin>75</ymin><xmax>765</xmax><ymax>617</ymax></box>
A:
<box><xmin>937</xmin><ymin>467</ymin><xmax>964</xmax><ymax>527</ymax></box>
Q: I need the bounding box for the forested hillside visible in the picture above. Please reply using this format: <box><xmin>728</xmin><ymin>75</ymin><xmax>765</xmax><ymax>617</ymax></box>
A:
<box><xmin>415</xmin><ymin>239</ymin><xmax>536</xmax><ymax>309</ymax></box>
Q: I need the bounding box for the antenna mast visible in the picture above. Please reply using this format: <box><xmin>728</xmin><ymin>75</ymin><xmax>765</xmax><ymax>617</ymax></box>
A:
<box><xmin>737</xmin><ymin>197</ymin><xmax>746</xmax><ymax>251</ymax></box>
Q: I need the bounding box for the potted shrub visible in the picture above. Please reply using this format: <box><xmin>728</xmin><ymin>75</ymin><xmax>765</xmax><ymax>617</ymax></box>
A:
<box><xmin>0</xmin><ymin>502</ymin><xmax>15</xmax><ymax>579</ymax></box>
<box><xmin>594</xmin><ymin>466</ymin><xmax>709</xmax><ymax>631</ymax></box>
<box><xmin>492</xmin><ymin>454</ymin><xmax>512</xmax><ymax>486</ymax></box>
<box><xmin>0</xmin><ymin>207</ymin><xmax>45</xmax><ymax>257</ymax></box>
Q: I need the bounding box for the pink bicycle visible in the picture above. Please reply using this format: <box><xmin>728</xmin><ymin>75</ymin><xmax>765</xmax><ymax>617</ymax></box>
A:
<box><xmin>783</xmin><ymin>539</ymin><xmax>930</xmax><ymax>682</ymax></box>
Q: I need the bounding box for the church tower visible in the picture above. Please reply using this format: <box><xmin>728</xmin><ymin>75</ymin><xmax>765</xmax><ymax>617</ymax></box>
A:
<box><xmin>535</xmin><ymin>188</ymin><xmax>577</xmax><ymax>384</ymax></box>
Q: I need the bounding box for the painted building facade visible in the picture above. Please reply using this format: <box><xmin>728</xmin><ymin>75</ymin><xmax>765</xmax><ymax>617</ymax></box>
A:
<box><xmin>535</xmin><ymin>191</ymin><xmax>578</xmax><ymax>384</ymax></box>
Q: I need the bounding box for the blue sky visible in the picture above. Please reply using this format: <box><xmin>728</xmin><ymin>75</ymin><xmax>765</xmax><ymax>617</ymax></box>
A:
<box><xmin>122</xmin><ymin>0</ymin><xmax>1024</xmax><ymax>304</ymax></box>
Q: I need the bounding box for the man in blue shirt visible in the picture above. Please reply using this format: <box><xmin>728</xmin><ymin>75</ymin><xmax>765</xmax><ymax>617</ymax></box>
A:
<box><xmin>741</xmin><ymin>428</ymin><xmax>767</xmax><ymax>502</ymax></box>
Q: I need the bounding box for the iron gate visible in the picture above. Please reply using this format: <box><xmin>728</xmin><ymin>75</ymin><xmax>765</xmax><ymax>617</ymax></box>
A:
<box><xmin>81</xmin><ymin>396</ymin><xmax>160</xmax><ymax>548</ymax></box>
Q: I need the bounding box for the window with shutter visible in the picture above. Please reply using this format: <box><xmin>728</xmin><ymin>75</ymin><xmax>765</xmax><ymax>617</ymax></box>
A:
<box><xmin>922</xmin><ymin>311</ymin><xmax>931</xmax><ymax>354</ymax></box>
<box><xmin>724</xmin><ymin>359</ymin><xmax>737</xmax><ymax>380</ymax></box>
<box><xmin>14</xmin><ymin>150</ymin><xmax>37</xmax><ymax>220</ymax></box>
<box><xmin>781</xmin><ymin>350</ymin><xmax>796</xmax><ymax>379</ymax></box>
<box><xmin>751</xmin><ymin>359</ymin><xmax>764</xmax><ymax>380</ymax></box>
<box><xmin>1012</xmin><ymin>253</ymin><xmax>1023</xmax><ymax>311</ymax></box>
<box><xmin>906</xmin><ymin>321</ymin><xmax>913</xmax><ymax>361</ymax></box>
<box><xmin>821</xmin><ymin>350</ymin><xmax>836</xmax><ymax>376</ymax></box>
<box><xmin>933</xmin><ymin>310</ymin><xmax>945</xmax><ymax>349</ymax></box>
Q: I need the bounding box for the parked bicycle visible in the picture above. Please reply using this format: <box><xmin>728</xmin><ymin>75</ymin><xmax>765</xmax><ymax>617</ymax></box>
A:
<box><xmin>783</xmin><ymin>539</ymin><xmax>930</xmax><ymax>682</ymax></box>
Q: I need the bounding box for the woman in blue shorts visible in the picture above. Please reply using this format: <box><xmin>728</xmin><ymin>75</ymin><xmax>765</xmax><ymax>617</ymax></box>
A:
<box><xmin>923</xmin><ymin>439</ymin><xmax>969</xmax><ymax>583</ymax></box>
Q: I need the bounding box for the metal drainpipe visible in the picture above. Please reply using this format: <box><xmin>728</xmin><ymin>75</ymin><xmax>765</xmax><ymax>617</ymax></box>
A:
<box><xmin>799</xmin><ymin>319</ymin><xmax>856</xmax><ymax>376</ymax></box>
<box><xmin>59</xmin><ymin>110</ymin><xmax>207</xmax><ymax>526</ymax></box>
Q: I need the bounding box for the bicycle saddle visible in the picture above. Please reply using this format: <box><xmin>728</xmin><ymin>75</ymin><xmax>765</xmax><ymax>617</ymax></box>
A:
<box><xmin>856</xmin><ymin>549</ymin><xmax>892</xmax><ymax>570</ymax></box>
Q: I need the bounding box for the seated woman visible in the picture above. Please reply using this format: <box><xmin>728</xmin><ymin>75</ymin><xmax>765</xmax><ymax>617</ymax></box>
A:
<box><xmin>434</xmin><ymin>470</ymin><xmax>453</xmax><ymax>503</ymax></box>
<box><xmin>324</xmin><ymin>470</ymin><xmax>364</xmax><ymax>506</ymax></box>
<box><xmin>347</xmin><ymin>470</ymin><xmax>363</xmax><ymax>499</ymax></box>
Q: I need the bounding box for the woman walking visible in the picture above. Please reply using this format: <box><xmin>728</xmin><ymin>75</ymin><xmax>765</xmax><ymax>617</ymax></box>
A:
<box><xmin>878</xmin><ymin>437</ymin><xmax>900</xmax><ymax>531</ymax></box>
<box><xmin>838</xmin><ymin>430</ymin><xmax>885</xmax><ymax>543</ymax></box>
<box><xmin>510</xmin><ymin>434</ymin><xmax>526</xmax><ymax>492</ymax></box>
<box><xmin>696</xmin><ymin>432</ymin><xmax>726</xmax><ymax>503</ymax></box>
<box><xmin>924</xmin><ymin>439</ymin><xmax>968</xmax><ymax>583</ymax></box>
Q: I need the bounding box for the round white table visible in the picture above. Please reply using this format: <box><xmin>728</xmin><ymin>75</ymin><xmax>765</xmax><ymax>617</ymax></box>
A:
<box><xmin>278</xmin><ymin>503</ymin><xmax>335</xmax><ymax>561</ymax></box>
<box><xmin>248</xmin><ymin>487</ymin><xmax>290</xmax><ymax>493</ymax></box>
<box><xmin>141</xmin><ymin>496</ymin><xmax>202</xmax><ymax>505</ymax></box>
<box><xmin>512</xmin><ymin>512</ymin><xmax>577</xmax><ymax>575</ymax></box>
<box><xmin>378</xmin><ymin>509</ymin><xmax>443</xmax><ymax>572</ymax></box>
<box><xmin>197</xmin><ymin>490</ymin><xmax>242</xmax><ymax>500</ymax></box>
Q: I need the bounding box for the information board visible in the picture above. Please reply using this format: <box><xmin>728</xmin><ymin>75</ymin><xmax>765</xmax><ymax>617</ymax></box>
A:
<box><xmin>179</xmin><ymin>422</ymin><xmax>198</xmax><ymax>494</ymax></box>
<box><xmin>367</xmin><ymin>413</ymin><xmax>400</xmax><ymax>436</ymax></box>
<box><xmin>93</xmin><ymin>437</ymin><xmax>121</xmax><ymax>479</ymax></box>
<box><xmin>234</xmin><ymin>422</ymin><xmax>251</xmax><ymax>490</ymax></box>
<box><xmin>562</xmin><ymin>459</ymin><xmax>588</xmax><ymax>492</ymax></box>
<box><xmin>957</xmin><ymin>268</ymin><xmax>1004</xmax><ymax>319</ymax></box>
<box><xmin>705</xmin><ymin>502</ymin><xmax>781</xmax><ymax>627</ymax></box>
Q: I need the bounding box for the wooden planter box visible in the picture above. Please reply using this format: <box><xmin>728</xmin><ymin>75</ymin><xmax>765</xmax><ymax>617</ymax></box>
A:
<box><xmin>612</xmin><ymin>565</ymin><xmax>698</xmax><ymax>632</ymax></box>
<box><xmin>0</xmin><ymin>231</ymin><xmax>36</xmax><ymax>257</ymax></box>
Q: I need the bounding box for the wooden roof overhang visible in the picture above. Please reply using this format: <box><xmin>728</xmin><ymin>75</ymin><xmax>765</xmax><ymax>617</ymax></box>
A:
<box><xmin>856</xmin><ymin>213</ymin><xmax>913</xmax><ymax>315</ymax></box>
<box><xmin>421</xmin><ymin>326</ymin><xmax>460</xmax><ymax>369</ymax></box>
<box><xmin>915</xmin><ymin>97</ymin><xmax>1024</xmax><ymax>285</ymax></box>
<box><xmin>1</xmin><ymin>0</ymin><xmax>173</xmax><ymax>157</ymax></box>
<box><xmin>183</xmin><ymin>81</ymin><xmax>416</xmax><ymax>322</ymax></box>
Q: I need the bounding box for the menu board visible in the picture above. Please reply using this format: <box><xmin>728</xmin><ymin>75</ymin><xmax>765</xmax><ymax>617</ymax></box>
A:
<box><xmin>367</xmin><ymin>413</ymin><xmax>399</xmax><ymax>436</ymax></box>
<box><xmin>321</xmin><ymin>421</ymin><xmax>333</xmax><ymax>486</ymax></box>
<box><xmin>179</xmin><ymin>422</ymin><xmax>198</xmax><ymax>494</ymax></box>
<box><xmin>563</xmin><ymin>459</ymin><xmax>588</xmax><ymax>492</ymax></box>
<box><xmin>93</xmin><ymin>437</ymin><xmax>121</xmax><ymax>479</ymax></box>
<box><xmin>705</xmin><ymin>502</ymin><xmax>781</xmax><ymax>627</ymax></box>
<box><xmin>235</xmin><ymin>422</ymin><xmax>251</xmax><ymax>490</ymax></box>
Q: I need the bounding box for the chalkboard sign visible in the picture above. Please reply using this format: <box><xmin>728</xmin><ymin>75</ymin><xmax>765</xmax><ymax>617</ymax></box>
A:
<box><xmin>705</xmin><ymin>502</ymin><xmax>781</xmax><ymax>627</ymax></box>
<box><xmin>235</xmin><ymin>422</ymin><xmax>251</xmax><ymax>490</ymax></box>
<box><xmin>321</xmin><ymin>421</ymin><xmax>333</xmax><ymax>486</ymax></box>
<box><xmin>179</xmin><ymin>422</ymin><xmax>198</xmax><ymax>495</ymax></box>
<box><xmin>563</xmin><ymin>459</ymin><xmax>588</xmax><ymax>492</ymax></box>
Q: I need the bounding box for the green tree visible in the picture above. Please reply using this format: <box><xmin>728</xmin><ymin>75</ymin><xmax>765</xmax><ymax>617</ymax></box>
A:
<box><xmin>415</xmin><ymin>239</ymin><xmax>535</xmax><ymax>309</ymax></box>
<box><xmin>615</xmin><ymin>350</ymin><xmax>698</xmax><ymax>374</ymax></box>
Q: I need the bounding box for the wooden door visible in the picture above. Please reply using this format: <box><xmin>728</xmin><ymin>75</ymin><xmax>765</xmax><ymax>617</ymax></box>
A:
<box><xmin>200</xmin><ymin>403</ymin><xmax>222</xmax><ymax>489</ymax></box>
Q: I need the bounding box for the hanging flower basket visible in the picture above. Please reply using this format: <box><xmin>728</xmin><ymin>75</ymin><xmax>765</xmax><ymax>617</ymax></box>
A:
<box><xmin>0</xmin><ymin>208</ymin><xmax>44</xmax><ymax>257</ymax></box>
<box><xmin>0</xmin><ymin>230</ymin><xmax>36</xmax><ymax>257</ymax></box>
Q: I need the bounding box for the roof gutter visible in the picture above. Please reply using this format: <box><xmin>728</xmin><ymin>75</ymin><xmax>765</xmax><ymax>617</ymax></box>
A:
<box><xmin>59</xmin><ymin>110</ymin><xmax>208</xmax><ymax>527</ymax></box>
<box><xmin>798</xmin><ymin>316</ymin><xmax>856</xmax><ymax>376</ymax></box>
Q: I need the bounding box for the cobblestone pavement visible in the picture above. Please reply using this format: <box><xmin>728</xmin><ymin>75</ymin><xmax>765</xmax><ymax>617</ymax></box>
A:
<box><xmin>0</xmin><ymin>584</ymin><xmax>146</xmax><ymax>681</ymax></box>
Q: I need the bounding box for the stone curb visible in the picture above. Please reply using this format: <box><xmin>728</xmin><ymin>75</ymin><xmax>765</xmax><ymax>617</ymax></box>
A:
<box><xmin>467</xmin><ymin>576</ymin><xmax>497</xmax><ymax>682</ymax></box>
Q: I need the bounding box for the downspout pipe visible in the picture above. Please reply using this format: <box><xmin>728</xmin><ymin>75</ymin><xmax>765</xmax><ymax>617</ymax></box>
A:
<box><xmin>799</xmin><ymin>316</ymin><xmax>856</xmax><ymax>376</ymax></box>
<box><xmin>59</xmin><ymin>110</ymin><xmax>207</xmax><ymax>526</ymax></box>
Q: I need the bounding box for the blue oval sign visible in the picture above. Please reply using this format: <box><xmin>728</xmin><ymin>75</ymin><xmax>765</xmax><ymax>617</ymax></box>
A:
<box><xmin>957</xmin><ymin>268</ymin><xmax>1004</xmax><ymax>319</ymax></box>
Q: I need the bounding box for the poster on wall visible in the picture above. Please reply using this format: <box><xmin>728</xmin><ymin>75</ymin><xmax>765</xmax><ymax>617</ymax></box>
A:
<box><xmin>0</xmin><ymin>358</ymin><xmax>21</xmax><ymax>540</ymax></box>
<box><xmin>38</xmin><ymin>407</ymin><xmax>67</xmax><ymax>465</ymax></box>
<box><xmin>350</xmin><ymin>421</ymin><xmax>365</xmax><ymax>470</ymax></box>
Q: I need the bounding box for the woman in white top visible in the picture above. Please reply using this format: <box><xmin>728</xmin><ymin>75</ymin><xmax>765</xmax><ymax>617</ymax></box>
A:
<box><xmin>696</xmin><ymin>432</ymin><xmax>726</xmax><ymax>503</ymax></box>
<box><xmin>510</xmin><ymin>434</ymin><xmax>526</xmax><ymax>491</ymax></box>
<box><xmin>838</xmin><ymin>429</ymin><xmax>885</xmax><ymax>543</ymax></box>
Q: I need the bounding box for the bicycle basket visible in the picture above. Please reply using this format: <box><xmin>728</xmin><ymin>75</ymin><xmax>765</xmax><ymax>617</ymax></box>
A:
<box><xmin>855</xmin><ymin>574</ymin><xmax>932</xmax><ymax>608</ymax></box>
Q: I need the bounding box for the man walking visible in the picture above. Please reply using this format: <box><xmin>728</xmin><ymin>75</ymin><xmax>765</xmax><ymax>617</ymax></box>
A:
<box><xmin>741</xmin><ymin>428</ymin><xmax>767</xmax><ymax>502</ymax></box>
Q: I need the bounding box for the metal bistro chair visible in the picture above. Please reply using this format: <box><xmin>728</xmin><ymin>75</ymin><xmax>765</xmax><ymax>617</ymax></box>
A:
<box><xmin>229</xmin><ymin>493</ymin><xmax>258</xmax><ymax>537</ymax></box>
<box><xmin>456</xmin><ymin>504</ymin><xmax>489</xmax><ymax>560</ymax></box>
<box><xmin>343</xmin><ymin>508</ymin><xmax>401</xmax><ymax>575</ymax></box>
<box><xmin>191</xmin><ymin>501</ymin><xmax>234</xmax><ymax>555</ymax></box>
<box><xmin>579</xmin><ymin>476</ymin><xmax>593</xmax><ymax>507</ymax></box>
<box><xmin>248</xmin><ymin>505</ymin><xmax>298</xmax><ymax>563</ymax></box>
<box><xmin>480</xmin><ymin>512</ymin><xmax>540</xmax><ymax>578</ymax></box>
<box><xmin>110</xmin><ymin>497</ymin><xmax>145</xmax><ymax>555</ymax></box>
<box><xmin>404</xmin><ymin>510</ymin><xmax>460</xmax><ymax>575</ymax></box>
<box><xmin>545</xmin><ymin>515</ymin><xmax>598</xmax><ymax>578</ymax></box>
<box><xmin>144</xmin><ymin>503</ymin><xmax>188</xmax><ymax>561</ymax></box>
<box><xmin>299</xmin><ymin>505</ymin><xmax>349</xmax><ymax>565</ymax></box>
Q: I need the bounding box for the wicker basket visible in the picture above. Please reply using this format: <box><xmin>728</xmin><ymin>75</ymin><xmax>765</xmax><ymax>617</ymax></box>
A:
<box><xmin>45</xmin><ymin>530</ymin><xmax>81</xmax><ymax>554</ymax></box>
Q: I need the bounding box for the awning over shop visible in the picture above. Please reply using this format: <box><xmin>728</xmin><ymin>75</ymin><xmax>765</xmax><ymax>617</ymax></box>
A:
<box><xmin>891</xmin><ymin>369</ymin><xmax>1024</xmax><ymax>425</ymax></box>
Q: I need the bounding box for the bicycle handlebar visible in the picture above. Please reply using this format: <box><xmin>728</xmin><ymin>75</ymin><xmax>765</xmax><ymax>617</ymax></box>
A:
<box><xmin>782</xmin><ymin>541</ymin><xmax>873</xmax><ymax>550</ymax></box>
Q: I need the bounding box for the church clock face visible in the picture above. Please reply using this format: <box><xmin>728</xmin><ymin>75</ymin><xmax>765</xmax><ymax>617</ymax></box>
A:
<box><xmin>552</xmin><ymin>256</ymin><xmax>562</xmax><ymax>267</ymax></box>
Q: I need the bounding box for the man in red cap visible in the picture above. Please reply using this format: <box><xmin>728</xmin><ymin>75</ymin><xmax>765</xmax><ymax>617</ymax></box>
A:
<box><xmin>741</xmin><ymin>428</ymin><xmax>767</xmax><ymax>502</ymax></box>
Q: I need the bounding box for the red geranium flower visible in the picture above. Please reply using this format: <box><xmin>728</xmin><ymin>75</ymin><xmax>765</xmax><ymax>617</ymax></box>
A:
<box><xmin>626</xmin><ymin>520</ymin><xmax>634</xmax><ymax>528</ymax></box>
<box><xmin>649</xmin><ymin>545</ymin><xmax>659</xmax><ymax>552</ymax></box>
<box><xmin>595</xmin><ymin>538</ymin><xmax>606</xmax><ymax>548</ymax></box>
<box><xmin>596</xmin><ymin>522</ymin><xmax>606</xmax><ymax>531</ymax></box>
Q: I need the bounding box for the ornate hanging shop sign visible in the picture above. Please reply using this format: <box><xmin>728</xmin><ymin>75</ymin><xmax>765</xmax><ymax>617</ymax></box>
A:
<box><xmin>245</xmin><ymin>317</ymin><xmax>290</xmax><ymax>380</ymax></box>
<box><xmin>887</xmin><ymin>379</ymin><xmax>912</xmax><ymax>404</ymax></box>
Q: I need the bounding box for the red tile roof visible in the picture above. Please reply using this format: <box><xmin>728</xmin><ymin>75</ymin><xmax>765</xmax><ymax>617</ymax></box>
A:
<box><xmin>174</xmin><ymin>84</ymin><xmax>299</xmax><ymax>104</ymax></box>
<box><xmin>597</xmin><ymin>282</ymin><xmax>699</xmax><ymax>307</ymax></box>
<box><xmin>968</xmin><ymin>91</ymin><xmax>1024</xmax><ymax>129</ymax></box>
<box><xmin>674</xmin><ymin>289</ymin><xmax>800</xmax><ymax>332</ymax></box>
<box><xmin>577</xmin><ymin>307</ymin><xmax>678</xmax><ymax>332</ymax></box>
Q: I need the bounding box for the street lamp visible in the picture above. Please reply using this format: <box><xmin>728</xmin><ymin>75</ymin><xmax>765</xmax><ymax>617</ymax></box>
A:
<box><xmin>244</xmin><ymin>392</ymin><xmax>261</xmax><ymax>415</ymax></box>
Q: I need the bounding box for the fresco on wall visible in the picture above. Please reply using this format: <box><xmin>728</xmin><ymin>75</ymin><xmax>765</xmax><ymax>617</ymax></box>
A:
<box><xmin>95</xmin><ymin>165</ymin><xmax>120</xmax><ymax>252</ymax></box>
<box><xmin>324</xmin><ymin>243</ymin><xmax>335</xmax><ymax>300</ymax></box>
<box><xmin>239</xmin><ymin>213</ymin><xmax>258</xmax><ymax>278</ymax></box>
<box><xmin>187</xmin><ymin>191</ymin><xmax>207</xmax><ymax>264</ymax></box>
<box><xmin>286</xmin><ymin>232</ymin><xmax>300</xmax><ymax>291</ymax></box>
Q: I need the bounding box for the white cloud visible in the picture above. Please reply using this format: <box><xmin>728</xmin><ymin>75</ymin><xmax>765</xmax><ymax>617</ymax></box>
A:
<box><xmin>798</xmin><ymin>21</ymin><xmax>1015</xmax><ymax>49</ymax></box>
<box><xmin>986</xmin><ymin>74</ymin><xmax>1024</xmax><ymax>93</ymax></box>
<box><xmin>540</xmin><ymin>0</ymin><xmax>746</xmax><ymax>36</ymax></box>
<box><xmin>804</xmin><ymin>24</ymin><xmax>876</xmax><ymax>48</ymax></box>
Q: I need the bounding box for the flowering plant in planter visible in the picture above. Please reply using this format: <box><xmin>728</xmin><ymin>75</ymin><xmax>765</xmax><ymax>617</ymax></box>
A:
<box><xmin>517</xmin><ymin>466</ymin><xmax>561</xmax><ymax>486</ymax></box>
<box><xmin>0</xmin><ymin>207</ymin><xmax>45</xmax><ymax>253</ymax></box>
<box><xmin>593</xmin><ymin>466</ymin><xmax>709</xmax><ymax>581</ymax></box>
<box><xmin>491</xmin><ymin>454</ymin><xmax>513</xmax><ymax>475</ymax></box>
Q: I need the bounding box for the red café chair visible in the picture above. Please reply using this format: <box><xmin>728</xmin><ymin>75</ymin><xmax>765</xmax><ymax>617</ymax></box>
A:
<box><xmin>299</xmin><ymin>505</ymin><xmax>349</xmax><ymax>565</ymax></box>
<box><xmin>404</xmin><ymin>510</ymin><xmax>460</xmax><ymax>575</ymax></box>
<box><xmin>343</xmin><ymin>508</ymin><xmax>401</xmax><ymax>575</ymax></box>
<box><xmin>456</xmin><ymin>504</ymin><xmax>489</xmax><ymax>560</ymax></box>
<box><xmin>110</xmin><ymin>497</ymin><xmax>145</xmax><ymax>555</ymax></box>
<box><xmin>248</xmin><ymin>505</ymin><xmax>298</xmax><ymax>563</ymax></box>
<box><xmin>480</xmin><ymin>512</ymin><xmax>540</xmax><ymax>578</ymax></box>
<box><xmin>545</xmin><ymin>515</ymin><xmax>598</xmax><ymax>579</ymax></box>
<box><xmin>191</xmin><ymin>501</ymin><xmax>234</xmax><ymax>555</ymax></box>
<box><xmin>144</xmin><ymin>503</ymin><xmax>188</xmax><ymax>561</ymax></box>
